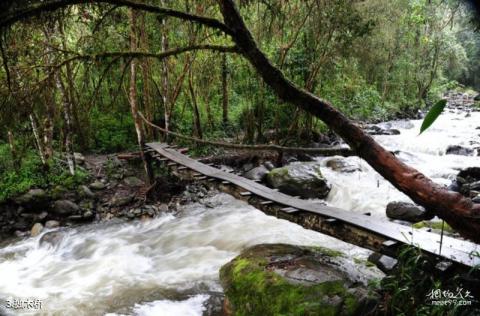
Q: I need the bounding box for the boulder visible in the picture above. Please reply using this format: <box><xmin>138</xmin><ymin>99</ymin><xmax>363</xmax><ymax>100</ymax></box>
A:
<box><xmin>386</xmin><ymin>201</ymin><xmax>432</xmax><ymax>223</ymax></box>
<box><xmin>368</xmin><ymin>253</ymin><xmax>398</xmax><ymax>273</ymax></box>
<box><xmin>446</xmin><ymin>145</ymin><xmax>474</xmax><ymax>156</ymax></box>
<box><xmin>325</xmin><ymin>157</ymin><xmax>361</xmax><ymax>173</ymax></box>
<box><xmin>79</xmin><ymin>185</ymin><xmax>95</xmax><ymax>199</ymax></box>
<box><xmin>263</xmin><ymin>161</ymin><xmax>275</xmax><ymax>171</ymax></box>
<box><xmin>110</xmin><ymin>193</ymin><xmax>135</xmax><ymax>207</ymax></box>
<box><xmin>31</xmin><ymin>223</ymin><xmax>44</xmax><ymax>237</ymax></box>
<box><xmin>267</xmin><ymin>162</ymin><xmax>331</xmax><ymax>199</ymax></box>
<box><xmin>44</xmin><ymin>220</ymin><xmax>60</xmax><ymax>229</ymax></box>
<box><xmin>13</xmin><ymin>189</ymin><xmax>48</xmax><ymax>209</ymax></box>
<box><xmin>365</xmin><ymin>125</ymin><xmax>400</xmax><ymax>135</ymax></box>
<box><xmin>123</xmin><ymin>176</ymin><xmax>144</xmax><ymax>187</ymax></box>
<box><xmin>220</xmin><ymin>244</ymin><xmax>378</xmax><ymax>316</ymax></box>
<box><xmin>243</xmin><ymin>165</ymin><xmax>269</xmax><ymax>181</ymax></box>
<box><xmin>39</xmin><ymin>231</ymin><xmax>64</xmax><ymax>247</ymax></box>
<box><xmin>89</xmin><ymin>180</ymin><xmax>106</xmax><ymax>190</ymax></box>
<box><xmin>52</xmin><ymin>200</ymin><xmax>80</xmax><ymax>216</ymax></box>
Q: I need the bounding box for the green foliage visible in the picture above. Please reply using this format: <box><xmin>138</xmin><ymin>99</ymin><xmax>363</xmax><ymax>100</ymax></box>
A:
<box><xmin>419</xmin><ymin>99</ymin><xmax>447</xmax><ymax>134</ymax></box>
<box><xmin>0</xmin><ymin>144</ymin><xmax>89</xmax><ymax>203</ymax></box>
<box><xmin>89</xmin><ymin>108</ymin><xmax>137</xmax><ymax>153</ymax></box>
<box><xmin>379</xmin><ymin>245</ymin><xmax>480</xmax><ymax>315</ymax></box>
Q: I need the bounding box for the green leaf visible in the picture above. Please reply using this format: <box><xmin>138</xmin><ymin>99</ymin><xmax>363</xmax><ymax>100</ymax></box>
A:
<box><xmin>419</xmin><ymin>99</ymin><xmax>447</xmax><ymax>135</ymax></box>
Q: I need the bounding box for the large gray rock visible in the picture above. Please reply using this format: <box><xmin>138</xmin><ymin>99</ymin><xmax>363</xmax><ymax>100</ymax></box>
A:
<box><xmin>74</xmin><ymin>152</ymin><xmax>85</xmax><ymax>165</ymax></box>
<box><xmin>386</xmin><ymin>201</ymin><xmax>432</xmax><ymax>223</ymax></box>
<box><xmin>53</xmin><ymin>200</ymin><xmax>80</xmax><ymax>215</ymax></box>
<box><xmin>446</xmin><ymin>145</ymin><xmax>474</xmax><ymax>156</ymax></box>
<box><xmin>110</xmin><ymin>193</ymin><xmax>135</xmax><ymax>207</ymax></box>
<box><xmin>267</xmin><ymin>162</ymin><xmax>331</xmax><ymax>199</ymax></box>
<box><xmin>14</xmin><ymin>189</ymin><xmax>48</xmax><ymax>208</ymax></box>
<box><xmin>243</xmin><ymin>165</ymin><xmax>269</xmax><ymax>181</ymax></box>
<box><xmin>89</xmin><ymin>181</ymin><xmax>106</xmax><ymax>190</ymax></box>
<box><xmin>325</xmin><ymin>157</ymin><xmax>361</xmax><ymax>173</ymax></box>
<box><xmin>39</xmin><ymin>231</ymin><xmax>64</xmax><ymax>248</ymax></box>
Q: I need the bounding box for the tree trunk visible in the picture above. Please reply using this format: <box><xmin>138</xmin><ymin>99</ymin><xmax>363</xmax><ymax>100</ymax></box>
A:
<box><xmin>30</xmin><ymin>114</ymin><xmax>47</xmax><ymax>167</ymax></box>
<box><xmin>160</xmin><ymin>0</ymin><xmax>170</xmax><ymax>141</ymax></box>
<box><xmin>129</xmin><ymin>8</ymin><xmax>154</xmax><ymax>185</ymax></box>
<box><xmin>219</xmin><ymin>0</ymin><xmax>480</xmax><ymax>243</ymax></box>
<box><xmin>56</xmin><ymin>72</ymin><xmax>76</xmax><ymax>176</ymax></box>
<box><xmin>221</xmin><ymin>53</ymin><xmax>229</xmax><ymax>125</ymax></box>
<box><xmin>188</xmin><ymin>69</ymin><xmax>203</xmax><ymax>139</ymax></box>
<box><xmin>7</xmin><ymin>130</ymin><xmax>20</xmax><ymax>171</ymax></box>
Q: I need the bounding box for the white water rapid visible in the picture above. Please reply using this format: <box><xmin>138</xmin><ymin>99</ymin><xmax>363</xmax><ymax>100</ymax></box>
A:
<box><xmin>0</xmin><ymin>108</ymin><xmax>478</xmax><ymax>316</ymax></box>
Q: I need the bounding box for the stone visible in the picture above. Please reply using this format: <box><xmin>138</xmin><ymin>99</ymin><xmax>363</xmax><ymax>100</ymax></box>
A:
<box><xmin>39</xmin><ymin>231</ymin><xmax>64</xmax><ymax>247</ymax></box>
<box><xmin>13</xmin><ymin>189</ymin><xmax>48</xmax><ymax>208</ymax></box>
<box><xmin>220</xmin><ymin>244</ymin><xmax>378</xmax><ymax>316</ymax></box>
<box><xmin>446</xmin><ymin>145</ymin><xmax>474</xmax><ymax>156</ymax></box>
<box><xmin>89</xmin><ymin>180</ymin><xmax>106</xmax><ymax>190</ymax></box>
<box><xmin>365</xmin><ymin>125</ymin><xmax>400</xmax><ymax>135</ymax></box>
<box><xmin>82</xmin><ymin>210</ymin><xmax>94</xmax><ymax>219</ymax></box>
<box><xmin>37</xmin><ymin>211</ymin><xmax>48</xmax><ymax>221</ymax></box>
<box><xmin>123</xmin><ymin>176</ymin><xmax>144</xmax><ymax>187</ymax></box>
<box><xmin>110</xmin><ymin>194</ymin><xmax>135</xmax><ymax>207</ymax></box>
<box><xmin>325</xmin><ymin>157</ymin><xmax>361</xmax><ymax>173</ymax></box>
<box><xmin>242</xmin><ymin>163</ymin><xmax>254</xmax><ymax>172</ymax></box>
<box><xmin>368</xmin><ymin>253</ymin><xmax>398</xmax><ymax>273</ymax></box>
<box><xmin>31</xmin><ymin>223</ymin><xmax>44</xmax><ymax>237</ymax></box>
<box><xmin>386</xmin><ymin>201</ymin><xmax>432</xmax><ymax>223</ymax></box>
<box><xmin>74</xmin><ymin>152</ymin><xmax>85</xmax><ymax>165</ymax></box>
<box><xmin>52</xmin><ymin>200</ymin><xmax>80</xmax><ymax>216</ymax></box>
<box><xmin>266</xmin><ymin>162</ymin><xmax>331</xmax><ymax>199</ymax></box>
<box><xmin>243</xmin><ymin>165</ymin><xmax>269</xmax><ymax>181</ymax></box>
<box><xmin>79</xmin><ymin>185</ymin><xmax>95</xmax><ymax>199</ymax></box>
<box><xmin>263</xmin><ymin>161</ymin><xmax>275</xmax><ymax>171</ymax></box>
<box><xmin>158</xmin><ymin>204</ymin><xmax>169</xmax><ymax>213</ymax></box>
<box><xmin>44</xmin><ymin>220</ymin><xmax>60</xmax><ymax>229</ymax></box>
<box><xmin>472</xmin><ymin>195</ymin><xmax>480</xmax><ymax>203</ymax></box>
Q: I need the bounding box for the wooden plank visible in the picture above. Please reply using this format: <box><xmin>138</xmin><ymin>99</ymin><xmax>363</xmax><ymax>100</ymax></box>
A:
<box><xmin>146</xmin><ymin>142</ymin><xmax>480</xmax><ymax>267</ymax></box>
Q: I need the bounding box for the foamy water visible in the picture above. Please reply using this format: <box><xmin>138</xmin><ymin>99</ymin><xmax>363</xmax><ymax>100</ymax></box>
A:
<box><xmin>0</xmin><ymin>107</ymin><xmax>477</xmax><ymax>315</ymax></box>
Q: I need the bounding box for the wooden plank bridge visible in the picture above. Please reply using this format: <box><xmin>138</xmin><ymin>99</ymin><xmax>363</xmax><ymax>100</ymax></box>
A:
<box><xmin>145</xmin><ymin>142</ymin><xmax>480</xmax><ymax>270</ymax></box>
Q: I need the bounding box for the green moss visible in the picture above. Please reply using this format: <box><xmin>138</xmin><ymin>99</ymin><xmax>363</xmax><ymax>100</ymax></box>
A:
<box><xmin>354</xmin><ymin>257</ymin><xmax>375</xmax><ymax>267</ymax></box>
<box><xmin>311</xmin><ymin>246</ymin><xmax>344</xmax><ymax>258</ymax></box>
<box><xmin>412</xmin><ymin>221</ymin><xmax>454</xmax><ymax>233</ymax></box>
<box><xmin>220</xmin><ymin>245</ymin><xmax>359</xmax><ymax>316</ymax></box>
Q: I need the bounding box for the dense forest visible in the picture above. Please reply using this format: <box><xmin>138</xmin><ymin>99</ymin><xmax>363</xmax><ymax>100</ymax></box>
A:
<box><xmin>1</xmin><ymin>0</ymin><xmax>480</xmax><ymax>199</ymax></box>
<box><xmin>1</xmin><ymin>1</ymin><xmax>480</xmax><ymax>315</ymax></box>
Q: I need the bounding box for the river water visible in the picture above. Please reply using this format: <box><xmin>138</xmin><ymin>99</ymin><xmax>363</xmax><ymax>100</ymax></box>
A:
<box><xmin>0</xmin><ymin>108</ymin><xmax>478</xmax><ymax>315</ymax></box>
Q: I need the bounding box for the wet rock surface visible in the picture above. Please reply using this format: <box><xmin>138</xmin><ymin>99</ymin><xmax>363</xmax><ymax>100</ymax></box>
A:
<box><xmin>266</xmin><ymin>162</ymin><xmax>331</xmax><ymax>199</ymax></box>
<box><xmin>386</xmin><ymin>201</ymin><xmax>433</xmax><ymax>223</ymax></box>
<box><xmin>220</xmin><ymin>244</ymin><xmax>380</xmax><ymax>316</ymax></box>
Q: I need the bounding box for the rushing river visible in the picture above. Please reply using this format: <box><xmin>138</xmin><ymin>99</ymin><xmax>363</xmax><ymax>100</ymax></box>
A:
<box><xmin>0</xmin><ymin>108</ymin><xmax>478</xmax><ymax>315</ymax></box>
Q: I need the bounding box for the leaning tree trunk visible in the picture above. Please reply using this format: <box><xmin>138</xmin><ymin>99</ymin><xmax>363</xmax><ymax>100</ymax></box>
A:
<box><xmin>129</xmin><ymin>8</ymin><xmax>154</xmax><ymax>185</ymax></box>
<box><xmin>29</xmin><ymin>114</ymin><xmax>47</xmax><ymax>167</ymax></box>
<box><xmin>218</xmin><ymin>0</ymin><xmax>480</xmax><ymax>243</ymax></box>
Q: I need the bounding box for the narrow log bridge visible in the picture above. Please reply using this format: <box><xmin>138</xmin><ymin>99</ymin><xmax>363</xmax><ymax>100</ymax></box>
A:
<box><xmin>146</xmin><ymin>142</ymin><xmax>480</xmax><ymax>271</ymax></box>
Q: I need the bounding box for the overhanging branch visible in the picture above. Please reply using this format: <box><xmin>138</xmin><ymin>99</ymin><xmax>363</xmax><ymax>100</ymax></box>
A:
<box><xmin>0</xmin><ymin>0</ymin><xmax>233</xmax><ymax>36</ymax></box>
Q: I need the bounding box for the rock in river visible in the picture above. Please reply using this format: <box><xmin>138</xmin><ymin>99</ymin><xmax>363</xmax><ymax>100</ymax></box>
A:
<box><xmin>446</xmin><ymin>145</ymin><xmax>474</xmax><ymax>156</ymax></box>
<box><xmin>386</xmin><ymin>201</ymin><xmax>432</xmax><ymax>223</ymax></box>
<box><xmin>220</xmin><ymin>244</ymin><xmax>378</xmax><ymax>316</ymax></box>
<box><xmin>243</xmin><ymin>165</ymin><xmax>269</xmax><ymax>181</ymax></box>
<box><xmin>267</xmin><ymin>162</ymin><xmax>331</xmax><ymax>199</ymax></box>
<box><xmin>325</xmin><ymin>157</ymin><xmax>361</xmax><ymax>173</ymax></box>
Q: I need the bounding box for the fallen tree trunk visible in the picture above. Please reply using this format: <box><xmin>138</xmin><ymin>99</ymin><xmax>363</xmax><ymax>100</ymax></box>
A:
<box><xmin>218</xmin><ymin>0</ymin><xmax>480</xmax><ymax>243</ymax></box>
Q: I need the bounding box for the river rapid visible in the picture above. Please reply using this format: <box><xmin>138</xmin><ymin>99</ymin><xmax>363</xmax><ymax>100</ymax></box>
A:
<box><xmin>0</xmin><ymin>108</ymin><xmax>478</xmax><ymax>315</ymax></box>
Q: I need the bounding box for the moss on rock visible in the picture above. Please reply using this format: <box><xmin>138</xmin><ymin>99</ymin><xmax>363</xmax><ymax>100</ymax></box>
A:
<box><xmin>220</xmin><ymin>244</ymin><xmax>376</xmax><ymax>316</ymax></box>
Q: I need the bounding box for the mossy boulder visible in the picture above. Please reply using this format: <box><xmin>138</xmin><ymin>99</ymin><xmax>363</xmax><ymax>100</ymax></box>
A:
<box><xmin>266</xmin><ymin>163</ymin><xmax>331</xmax><ymax>199</ymax></box>
<box><xmin>220</xmin><ymin>244</ymin><xmax>378</xmax><ymax>316</ymax></box>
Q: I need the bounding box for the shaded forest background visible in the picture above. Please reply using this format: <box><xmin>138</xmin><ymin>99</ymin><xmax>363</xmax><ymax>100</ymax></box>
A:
<box><xmin>1</xmin><ymin>0</ymin><xmax>480</xmax><ymax>200</ymax></box>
